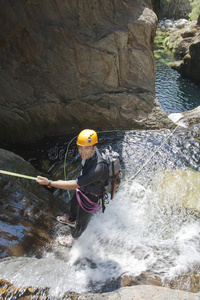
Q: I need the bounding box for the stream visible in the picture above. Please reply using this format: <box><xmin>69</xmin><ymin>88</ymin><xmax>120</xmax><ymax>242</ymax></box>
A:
<box><xmin>1</xmin><ymin>125</ymin><xmax>200</xmax><ymax>298</ymax></box>
<box><xmin>1</xmin><ymin>30</ymin><xmax>200</xmax><ymax>298</ymax></box>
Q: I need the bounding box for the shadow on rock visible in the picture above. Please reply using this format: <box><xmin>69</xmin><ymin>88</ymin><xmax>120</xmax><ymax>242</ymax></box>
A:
<box><xmin>0</xmin><ymin>148</ymin><xmax>68</xmax><ymax>258</ymax></box>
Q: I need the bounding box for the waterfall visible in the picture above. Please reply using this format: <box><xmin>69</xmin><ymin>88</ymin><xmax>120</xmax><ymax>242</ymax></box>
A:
<box><xmin>1</xmin><ymin>127</ymin><xmax>200</xmax><ymax>297</ymax></box>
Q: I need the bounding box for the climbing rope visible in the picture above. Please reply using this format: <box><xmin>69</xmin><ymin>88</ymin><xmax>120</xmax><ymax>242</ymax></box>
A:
<box><xmin>0</xmin><ymin>125</ymin><xmax>180</xmax><ymax>186</ymax></box>
<box><xmin>76</xmin><ymin>188</ymin><xmax>102</xmax><ymax>213</ymax></box>
<box><xmin>123</xmin><ymin>124</ymin><xmax>180</xmax><ymax>184</ymax></box>
<box><xmin>64</xmin><ymin>126</ymin><xmax>180</xmax><ymax>181</ymax></box>
<box><xmin>0</xmin><ymin>170</ymin><xmax>37</xmax><ymax>181</ymax></box>
<box><xmin>63</xmin><ymin>127</ymin><xmax>171</xmax><ymax>180</ymax></box>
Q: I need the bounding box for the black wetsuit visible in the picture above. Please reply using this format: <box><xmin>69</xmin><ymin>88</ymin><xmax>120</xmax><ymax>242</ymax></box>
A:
<box><xmin>69</xmin><ymin>149</ymin><xmax>109</xmax><ymax>238</ymax></box>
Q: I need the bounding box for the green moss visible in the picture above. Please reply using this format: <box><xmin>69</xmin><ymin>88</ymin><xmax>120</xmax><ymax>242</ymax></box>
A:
<box><xmin>163</xmin><ymin>36</ymin><xmax>170</xmax><ymax>47</ymax></box>
<box><xmin>154</xmin><ymin>29</ymin><xmax>175</xmax><ymax>64</ymax></box>
<box><xmin>189</xmin><ymin>0</ymin><xmax>200</xmax><ymax>21</ymax></box>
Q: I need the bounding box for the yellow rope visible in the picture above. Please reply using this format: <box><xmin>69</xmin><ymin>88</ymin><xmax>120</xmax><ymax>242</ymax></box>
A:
<box><xmin>0</xmin><ymin>170</ymin><xmax>37</xmax><ymax>181</ymax></box>
<box><xmin>63</xmin><ymin>127</ymin><xmax>170</xmax><ymax>180</ymax></box>
<box><xmin>0</xmin><ymin>126</ymin><xmax>179</xmax><ymax>184</ymax></box>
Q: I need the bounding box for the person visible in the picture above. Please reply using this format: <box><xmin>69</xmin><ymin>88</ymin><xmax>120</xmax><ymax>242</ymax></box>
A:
<box><xmin>36</xmin><ymin>129</ymin><xmax>109</xmax><ymax>247</ymax></box>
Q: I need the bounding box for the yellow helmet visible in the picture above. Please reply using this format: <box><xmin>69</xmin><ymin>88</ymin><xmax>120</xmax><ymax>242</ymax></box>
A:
<box><xmin>77</xmin><ymin>129</ymin><xmax>98</xmax><ymax>146</ymax></box>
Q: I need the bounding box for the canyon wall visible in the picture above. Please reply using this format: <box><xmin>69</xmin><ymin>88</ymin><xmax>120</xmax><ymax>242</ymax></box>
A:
<box><xmin>0</xmin><ymin>0</ymin><xmax>174</xmax><ymax>144</ymax></box>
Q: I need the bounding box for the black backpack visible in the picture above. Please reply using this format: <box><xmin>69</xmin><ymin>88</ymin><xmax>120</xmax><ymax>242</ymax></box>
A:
<box><xmin>101</xmin><ymin>145</ymin><xmax>122</xmax><ymax>200</ymax></box>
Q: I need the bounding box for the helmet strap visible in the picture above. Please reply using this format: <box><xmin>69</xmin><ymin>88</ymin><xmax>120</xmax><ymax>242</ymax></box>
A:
<box><xmin>90</xmin><ymin>145</ymin><xmax>96</xmax><ymax>158</ymax></box>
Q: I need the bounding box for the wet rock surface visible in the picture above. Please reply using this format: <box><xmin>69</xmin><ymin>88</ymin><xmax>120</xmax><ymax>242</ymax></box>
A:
<box><xmin>1</xmin><ymin>135</ymin><xmax>200</xmax><ymax>298</ymax></box>
<box><xmin>0</xmin><ymin>148</ymin><xmax>68</xmax><ymax>258</ymax></box>
<box><xmin>1</xmin><ymin>279</ymin><xmax>200</xmax><ymax>300</ymax></box>
<box><xmin>169</xmin><ymin>106</ymin><xmax>200</xmax><ymax>127</ymax></box>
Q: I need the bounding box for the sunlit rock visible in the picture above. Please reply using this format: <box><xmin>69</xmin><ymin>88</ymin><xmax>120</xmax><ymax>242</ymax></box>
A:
<box><xmin>152</xmin><ymin>168</ymin><xmax>200</xmax><ymax>213</ymax></box>
<box><xmin>167</xmin><ymin>22</ymin><xmax>200</xmax><ymax>83</ymax></box>
<box><xmin>169</xmin><ymin>106</ymin><xmax>200</xmax><ymax>127</ymax></box>
<box><xmin>1</xmin><ymin>279</ymin><xmax>200</xmax><ymax>299</ymax></box>
<box><xmin>164</xmin><ymin>269</ymin><xmax>200</xmax><ymax>293</ymax></box>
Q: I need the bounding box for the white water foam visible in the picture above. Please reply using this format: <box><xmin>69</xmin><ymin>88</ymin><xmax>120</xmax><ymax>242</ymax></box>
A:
<box><xmin>0</xmin><ymin>180</ymin><xmax>200</xmax><ymax>297</ymax></box>
<box><xmin>168</xmin><ymin>112</ymin><xmax>187</xmax><ymax>128</ymax></box>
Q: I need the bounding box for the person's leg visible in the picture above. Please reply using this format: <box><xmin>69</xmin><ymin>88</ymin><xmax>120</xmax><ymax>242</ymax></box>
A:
<box><xmin>57</xmin><ymin>192</ymin><xmax>99</xmax><ymax>246</ymax></box>
<box><xmin>68</xmin><ymin>192</ymin><xmax>79</xmax><ymax>222</ymax></box>
<box><xmin>57</xmin><ymin>192</ymin><xmax>78</xmax><ymax>226</ymax></box>
<box><xmin>72</xmin><ymin>209</ymin><xmax>91</xmax><ymax>238</ymax></box>
<box><xmin>72</xmin><ymin>193</ymin><xmax>98</xmax><ymax>238</ymax></box>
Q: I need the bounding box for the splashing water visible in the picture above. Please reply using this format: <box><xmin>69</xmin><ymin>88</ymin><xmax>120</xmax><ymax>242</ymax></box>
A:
<box><xmin>0</xmin><ymin>128</ymin><xmax>200</xmax><ymax>297</ymax></box>
<box><xmin>1</xmin><ymin>180</ymin><xmax>200</xmax><ymax>297</ymax></box>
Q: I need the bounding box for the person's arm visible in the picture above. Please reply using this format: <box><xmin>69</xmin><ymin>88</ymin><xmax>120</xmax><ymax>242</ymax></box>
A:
<box><xmin>36</xmin><ymin>176</ymin><xmax>79</xmax><ymax>190</ymax></box>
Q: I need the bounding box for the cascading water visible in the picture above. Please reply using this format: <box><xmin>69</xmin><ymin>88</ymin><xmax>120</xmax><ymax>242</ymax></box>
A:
<box><xmin>2</xmin><ymin>23</ymin><xmax>200</xmax><ymax>298</ymax></box>
<box><xmin>0</xmin><ymin>127</ymin><xmax>200</xmax><ymax>298</ymax></box>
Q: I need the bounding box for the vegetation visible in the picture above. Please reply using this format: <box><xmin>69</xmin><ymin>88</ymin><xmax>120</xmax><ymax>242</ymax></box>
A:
<box><xmin>154</xmin><ymin>30</ymin><xmax>175</xmax><ymax>64</ymax></box>
<box><xmin>188</xmin><ymin>0</ymin><xmax>200</xmax><ymax>21</ymax></box>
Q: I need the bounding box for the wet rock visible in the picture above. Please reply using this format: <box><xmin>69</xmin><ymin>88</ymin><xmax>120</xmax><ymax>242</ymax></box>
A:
<box><xmin>0</xmin><ymin>148</ymin><xmax>68</xmax><ymax>258</ymax></box>
<box><xmin>0</xmin><ymin>0</ymin><xmax>174</xmax><ymax>145</ymax></box>
<box><xmin>169</xmin><ymin>106</ymin><xmax>200</xmax><ymax>127</ymax></box>
<box><xmin>121</xmin><ymin>275</ymin><xmax>140</xmax><ymax>287</ymax></box>
<box><xmin>146</xmin><ymin>274</ymin><xmax>163</xmax><ymax>287</ymax></box>
<box><xmin>121</xmin><ymin>272</ymin><xmax>163</xmax><ymax>288</ymax></box>
<box><xmin>1</xmin><ymin>279</ymin><xmax>200</xmax><ymax>300</ymax></box>
<box><xmin>0</xmin><ymin>279</ymin><xmax>51</xmax><ymax>299</ymax></box>
<box><xmin>164</xmin><ymin>269</ymin><xmax>200</xmax><ymax>293</ymax></box>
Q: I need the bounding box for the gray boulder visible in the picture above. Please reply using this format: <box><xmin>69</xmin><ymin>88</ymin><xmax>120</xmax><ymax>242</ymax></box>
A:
<box><xmin>0</xmin><ymin>0</ymin><xmax>174</xmax><ymax>145</ymax></box>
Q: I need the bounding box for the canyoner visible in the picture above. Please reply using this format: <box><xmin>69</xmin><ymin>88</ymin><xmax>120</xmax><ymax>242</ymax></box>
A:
<box><xmin>0</xmin><ymin>126</ymin><xmax>181</xmax><ymax>249</ymax></box>
<box><xmin>36</xmin><ymin>129</ymin><xmax>122</xmax><ymax>247</ymax></box>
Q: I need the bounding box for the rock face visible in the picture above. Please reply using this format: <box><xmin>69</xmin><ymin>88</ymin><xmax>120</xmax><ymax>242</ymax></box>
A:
<box><xmin>160</xmin><ymin>0</ymin><xmax>192</xmax><ymax>19</ymax></box>
<box><xmin>0</xmin><ymin>0</ymin><xmax>174</xmax><ymax>145</ymax></box>
<box><xmin>167</xmin><ymin>22</ymin><xmax>200</xmax><ymax>83</ymax></box>
<box><xmin>179</xmin><ymin>33</ymin><xmax>200</xmax><ymax>82</ymax></box>
<box><xmin>0</xmin><ymin>148</ymin><xmax>68</xmax><ymax>258</ymax></box>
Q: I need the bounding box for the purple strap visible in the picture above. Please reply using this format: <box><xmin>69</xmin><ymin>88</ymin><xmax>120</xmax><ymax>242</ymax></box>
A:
<box><xmin>76</xmin><ymin>189</ymin><xmax>102</xmax><ymax>213</ymax></box>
